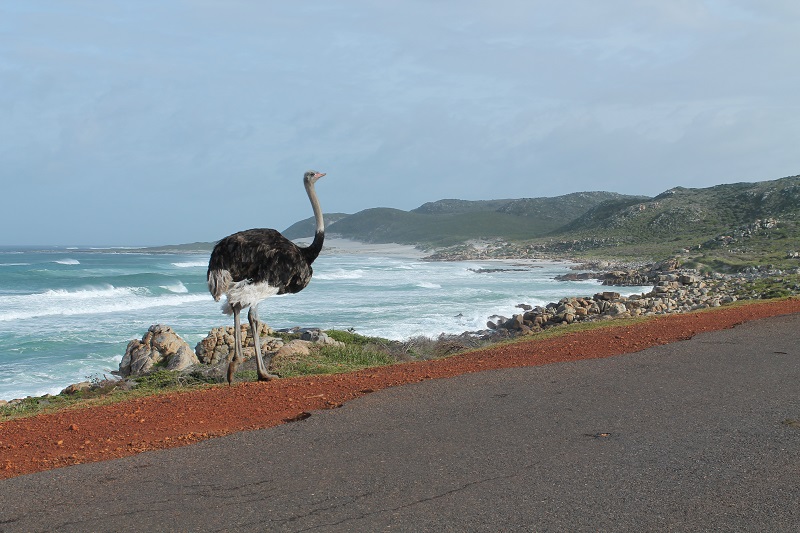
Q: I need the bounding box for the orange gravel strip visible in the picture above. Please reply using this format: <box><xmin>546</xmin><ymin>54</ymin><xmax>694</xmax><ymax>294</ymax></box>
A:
<box><xmin>2</xmin><ymin>298</ymin><xmax>799</xmax><ymax>480</ymax></box>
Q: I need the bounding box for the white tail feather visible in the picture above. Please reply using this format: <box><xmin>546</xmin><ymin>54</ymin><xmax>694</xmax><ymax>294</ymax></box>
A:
<box><xmin>208</xmin><ymin>269</ymin><xmax>232</xmax><ymax>302</ymax></box>
<box><xmin>221</xmin><ymin>279</ymin><xmax>280</xmax><ymax>315</ymax></box>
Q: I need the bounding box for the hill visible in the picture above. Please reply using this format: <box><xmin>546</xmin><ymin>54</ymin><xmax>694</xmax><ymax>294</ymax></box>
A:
<box><xmin>283</xmin><ymin>191</ymin><xmax>639</xmax><ymax>247</ymax></box>
<box><xmin>148</xmin><ymin>174</ymin><xmax>800</xmax><ymax>272</ymax></box>
<box><xmin>281</xmin><ymin>213</ymin><xmax>352</xmax><ymax>241</ymax></box>
<box><xmin>545</xmin><ymin>175</ymin><xmax>800</xmax><ymax>270</ymax></box>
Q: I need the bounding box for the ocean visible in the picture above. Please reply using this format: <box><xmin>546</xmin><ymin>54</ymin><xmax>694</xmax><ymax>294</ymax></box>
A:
<box><xmin>0</xmin><ymin>239</ymin><xmax>651</xmax><ymax>401</ymax></box>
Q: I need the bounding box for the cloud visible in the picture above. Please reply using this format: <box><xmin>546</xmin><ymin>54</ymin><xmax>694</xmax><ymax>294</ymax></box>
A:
<box><xmin>0</xmin><ymin>1</ymin><xmax>798</xmax><ymax>244</ymax></box>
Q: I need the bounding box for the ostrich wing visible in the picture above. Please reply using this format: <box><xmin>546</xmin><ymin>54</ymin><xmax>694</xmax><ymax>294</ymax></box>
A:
<box><xmin>208</xmin><ymin>229</ymin><xmax>313</xmax><ymax>296</ymax></box>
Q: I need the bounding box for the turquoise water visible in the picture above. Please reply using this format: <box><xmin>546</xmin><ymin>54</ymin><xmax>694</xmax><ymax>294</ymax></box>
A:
<box><xmin>0</xmin><ymin>245</ymin><xmax>651</xmax><ymax>400</ymax></box>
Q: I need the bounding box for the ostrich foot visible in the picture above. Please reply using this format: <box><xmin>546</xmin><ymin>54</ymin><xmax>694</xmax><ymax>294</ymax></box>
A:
<box><xmin>227</xmin><ymin>360</ymin><xmax>241</xmax><ymax>384</ymax></box>
<box><xmin>257</xmin><ymin>372</ymin><xmax>280</xmax><ymax>382</ymax></box>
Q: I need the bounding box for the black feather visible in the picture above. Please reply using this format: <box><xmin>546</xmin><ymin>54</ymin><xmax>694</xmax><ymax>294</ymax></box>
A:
<box><xmin>207</xmin><ymin>228</ymin><xmax>317</xmax><ymax>297</ymax></box>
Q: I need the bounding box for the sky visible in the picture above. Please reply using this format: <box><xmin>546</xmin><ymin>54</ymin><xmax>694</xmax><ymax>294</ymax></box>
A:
<box><xmin>1</xmin><ymin>1</ymin><xmax>799</xmax><ymax>246</ymax></box>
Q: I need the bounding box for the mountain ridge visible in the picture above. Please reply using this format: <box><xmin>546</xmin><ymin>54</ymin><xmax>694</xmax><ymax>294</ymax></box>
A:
<box><xmin>282</xmin><ymin>191</ymin><xmax>642</xmax><ymax>247</ymax></box>
<box><xmin>281</xmin><ymin>174</ymin><xmax>800</xmax><ymax>270</ymax></box>
<box><xmin>148</xmin><ymin>173</ymin><xmax>800</xmax><ymax>272</ymax></box>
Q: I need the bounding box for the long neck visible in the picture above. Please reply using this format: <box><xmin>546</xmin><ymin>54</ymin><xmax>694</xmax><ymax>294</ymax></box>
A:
<box><xmin>302</xmin><ymin>181</ymin><xmax>325</xmax><ymax>263</ymax></box>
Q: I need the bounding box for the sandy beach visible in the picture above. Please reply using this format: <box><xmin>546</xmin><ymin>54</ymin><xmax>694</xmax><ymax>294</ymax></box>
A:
<box><xmin>317</xmin><ymin>237</ymin><xmax>427</xmax><ymax>258</ymax></box>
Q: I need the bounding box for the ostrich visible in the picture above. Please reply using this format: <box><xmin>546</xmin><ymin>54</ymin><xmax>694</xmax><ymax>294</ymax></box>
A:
<box><xmin>207</xmin><ymin>170</ymin><xmax>327</xmax><ymax>383</ymax></box>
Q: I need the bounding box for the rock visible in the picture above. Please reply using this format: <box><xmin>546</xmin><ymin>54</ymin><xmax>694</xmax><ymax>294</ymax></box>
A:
<box><xmin>300</xmin><ymin>330</ymin><xmax>344</xmax><ymax>346</ymax></box>
<box><xmin>166</xmin><ymin>345</ymin><xmax>200</xmax><ymax>371</ymax></box>
<box><xmin>505</xmin><ymin>314</ymin><xmax>525</xmax><ymax>330</ymax></box>
<box><xmin>195</xmin><ymin>322</ymin><xmax>280</xmax><ymax>365</ymax></box>
<box><xmin>679</xmin><ymin>274</ymin><xmax>700</xmax><ymax>285</ymax></box>
<box><xmin>0</xmin><ymin>399</ymin><xmax>8</xmax><ymax>407</ymax></box>
<box><xmin>273</xmin><ymin>340</ymin><xmax>313</xmax><ymax>362</ymax></box>
<box><xmin>486</xmin><ymin>315</ymin><xmax>508</xmax><ymax>330</ymax></box>
<box><xmin>595</xmin><ymin>291</ymin><xmax>620</xmax><ymax>301</ymax></box>
<box><xmin>61</xmin><ymin>382</ymin><xmax>91</xmax><ymax>395</ymax></box>
<box><xmin>119</xmin><ymin>325</ymin><xmax>198</xmax><ymax>377</ymax></box>
<box><xmin>606</xmin><ymin>303</ymin><xmax>628</xmax><ymax>316</ymax></box>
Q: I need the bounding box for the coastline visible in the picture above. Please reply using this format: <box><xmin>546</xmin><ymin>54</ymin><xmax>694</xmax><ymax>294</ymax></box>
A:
<box><xmin>2</xmin><ymin>239</ymin><xmax>798</xmax><ymax>405</ymax></box>
<box><xmin>4</xmin><ymin>259</ymin><xmax>799</xmax><ymax>408</ymax></box>
<box><xmin>2</xmin><ymin>297</ymin><xmax>799</xmax><ymax>480</ymax></box>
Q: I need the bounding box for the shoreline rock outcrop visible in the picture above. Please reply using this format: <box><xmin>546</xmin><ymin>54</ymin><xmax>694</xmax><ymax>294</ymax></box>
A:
<box><xmin>484</xmin><ymin>266</ymin><xmax>800</xmax><ymax>338</ymax></box>
<box><xmin>195</xmin><ymin>323</ymin><xmax>283</xmax><ymax>366</ymax></box>
<box><xmin>118</xmin><ymin>325</ymin><xmax>199</xmax><ymax>377</ymax></box>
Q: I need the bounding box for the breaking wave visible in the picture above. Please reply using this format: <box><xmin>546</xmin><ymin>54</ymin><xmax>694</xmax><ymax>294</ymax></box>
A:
<box><xmin>160</xmin><ymin>281</ymin><xmax>189</xmax><ymax>293</ymax></box>
<box><xmin>314</xmin><ymin>269</ymin><xmax>365</xmax><ymax>280</ymax></box>
<box><xmin>0</xmin><ymin>284</ymin><xmax>207</xmax><ymax>322</ymax></box>
<box><xmin>171</xmin><ymin>261</ymin><xmax>207</xmax><ymax>268</ymax></box>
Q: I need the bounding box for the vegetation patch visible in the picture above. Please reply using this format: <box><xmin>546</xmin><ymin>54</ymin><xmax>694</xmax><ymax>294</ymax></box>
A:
<box><xmin>270</xmin><ymin>343</ymin><xmax>398</xmax><ymax>377</ymax></box>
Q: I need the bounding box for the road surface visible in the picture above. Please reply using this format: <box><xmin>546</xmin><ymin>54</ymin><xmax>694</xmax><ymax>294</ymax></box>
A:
<box><xmin>1</xmin><ymin>314</ymin><xmax>798</xmax><ymax>532</ymax></box>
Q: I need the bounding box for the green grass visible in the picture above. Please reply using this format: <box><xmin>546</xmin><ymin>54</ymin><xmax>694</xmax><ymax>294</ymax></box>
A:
<box><xmin>324</xmin><ymin>329</ymin><xmax>391</xmax><ymax>347</ymax></box>
<box><xmin>0</xmin><ymin>371</ymin><xmax>219</xmax><ymax>421</ymax></box>
<box><xmin>271</xmin><ymin>344</ymin><xmax>398</xmax><ymax>377</ymax></box>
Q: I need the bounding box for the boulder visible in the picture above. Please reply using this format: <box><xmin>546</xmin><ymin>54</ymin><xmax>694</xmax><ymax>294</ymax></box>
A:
<box><xmin>61</xmin><ymin>381</ymin><xmax>91</xmax><ymax>395</ymax></box>
<box><xmin>486</xmin><ymin>315</ymin><xmax>508</xmax><ymax>330</ymax></box>
<box><xmin>595</xmin><ymin>291</ymin><xmax>620</xmax><ymax>301</ymax></box>
<box><xmin>119</xmin><ymin>325</ymin><xmax>199</xmax><ymax>377</ymax></box>
<box><xmin>605</xmin><ymin>303</ymin><xmax>629</xmax><ymax>316</ymax></box>
<box><xmin>300</xmin><ymin>330</ymin><xmax>345</xmax><ymax>346</ymax></box>
<box><xmin>166</xmin><ymin>345</ymin><xmax>200</xmax><ymax>371</ymax></box>
<box><xmin>504</xmin><ymin>314</ymin><xmax>526</xmax><ymax>330</ymax></box>
<box><xmin>195</xmin><ymin>323</ymin><xmax>282</xmax><ymax>365</ymax></box>
<box><xmin>271</xmin><ymin>340</ymin><xmax>314</xmax><ymax>369</ymax></box>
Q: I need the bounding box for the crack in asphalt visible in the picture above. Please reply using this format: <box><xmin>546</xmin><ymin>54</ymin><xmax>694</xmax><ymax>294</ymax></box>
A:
<box><xmin>252</xmin><ymin>462</ymin><xmax>543</xmax><ymax>532</ymax></box>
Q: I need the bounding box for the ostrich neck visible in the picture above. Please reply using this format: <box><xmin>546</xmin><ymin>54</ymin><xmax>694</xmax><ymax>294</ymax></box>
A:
<box><xmin>302</xmin><ymin>181</ymin><xmax>325</xmax><ymax>263</ymax></box>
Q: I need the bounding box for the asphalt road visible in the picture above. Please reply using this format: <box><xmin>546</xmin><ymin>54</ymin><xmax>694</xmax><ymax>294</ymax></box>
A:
<box><xmin>2</xmin><ymin>314</ymin><xmax>799</xmax><ymax>532</ymax></box>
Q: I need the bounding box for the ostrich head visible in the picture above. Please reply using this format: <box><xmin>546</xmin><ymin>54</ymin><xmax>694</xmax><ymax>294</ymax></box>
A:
<box><xmin>304</xmin><ymin>170</ymin><xmax>326</xmax><ymax>185</ymax></box>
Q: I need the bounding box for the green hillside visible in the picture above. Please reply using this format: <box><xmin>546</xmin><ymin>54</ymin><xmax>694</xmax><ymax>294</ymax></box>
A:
<box><xmin>537</xmin><ymin>175</ymin><xmax>800</xmax><ymax>270</ymax></box>
<box><xmin>152</xmin><ymin>174</ymin><xmax>800</xmax><ymax>273</ymax></box>
<box><xmin>561</xmin><ymin>177</ymin><xmax>800</xmax><ymax>237</ymax></box>
<box><xmin>282</xmin><ymin>213</ymin><xmax>351</xmax><ymax>240</ymax></box>
<box><xmin>284</xmin><ymin>191</ymin><xmax>640</xmax><ymax>247</ymax></box>
<box><xmin>327</xmin><ymin>208</ymin><xmax>548</xmax><ymax>247</ymax></box>
<box><xmin>411</xmin><ymin>199</ymin><xmax>514</xmax><ymax>214</ymax></box>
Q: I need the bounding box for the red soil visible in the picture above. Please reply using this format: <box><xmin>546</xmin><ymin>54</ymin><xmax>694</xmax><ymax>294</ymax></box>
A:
<box><xmin>2</xmin><ymin>299</ymin><xmax>799</xmax><ymax>480</ymax></box>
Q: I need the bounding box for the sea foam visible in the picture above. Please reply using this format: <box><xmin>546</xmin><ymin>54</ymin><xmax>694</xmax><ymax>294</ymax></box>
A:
<box><xmin>172</xmin><ymin>261</ymin><xmax>207</xmax><ymax>268</ymax></box>
<box><xmin>160</xmin><ymin>281</ymin><xmax>189</xmax><ymax>293</ymax></box>
<box><xmin>314</xmin><ymin>269</ymin><xmax>365</xmax><ymax>280</ymax></box>
<box><xmin>0</xmin><ymin>285</ymin><xmax>207</xmax><ymax>322</ymax></box>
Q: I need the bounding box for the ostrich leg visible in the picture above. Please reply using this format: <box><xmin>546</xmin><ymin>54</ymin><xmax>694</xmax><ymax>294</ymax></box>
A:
<box><xmin>227</xmin><ymin>304</ymin><xmax>244</xmax><ymax>384</ymax></box>
<box><xmin>248</xmin><ymin>306</ymin><xmax>278</xmax><ymax>381</ymax></box>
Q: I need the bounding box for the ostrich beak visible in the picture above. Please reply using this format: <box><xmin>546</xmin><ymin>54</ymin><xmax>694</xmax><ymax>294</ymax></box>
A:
<box><xmin>314</xmin><ymin>172</ymin><xmax>326</xmax><ymax>179</ymax></box>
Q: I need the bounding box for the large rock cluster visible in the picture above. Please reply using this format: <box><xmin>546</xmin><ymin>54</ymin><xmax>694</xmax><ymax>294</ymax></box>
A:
<box><xmin>195</xmin><ymin>323</ymin><xmax>283</xmax><ymax>366</ymax></box>
<box><xmin>118</xmin><ymin>324</ymin><xmax>199</xmax><ymax>377</ymax></box>
<box><xmin>115</xmin><ymin>319</ymin><xmax>349</xmax><ymax>376</ymax></box>
<box><xmin>488</xmin><ymin>272</ymin><xmax>739</xmax><ymax>335</ymax></box>
<box><xmin>113</xmin><ymin>324</ymin><xmax>348</xmax><ymax>379</ymax></box>
<box><xmin>194</xmin><ymin>325</ymin><xmax>344</xmax><ymax>370</ymax></box>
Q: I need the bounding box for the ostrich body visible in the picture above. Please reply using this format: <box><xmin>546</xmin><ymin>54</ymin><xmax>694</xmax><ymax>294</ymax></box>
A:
<box><xmin>207</xmin><ymin>170</ymin><xmax>326</xmax><ymax>383</ymax></box>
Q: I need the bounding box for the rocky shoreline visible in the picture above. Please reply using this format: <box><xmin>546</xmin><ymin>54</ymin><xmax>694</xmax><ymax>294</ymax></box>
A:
<box><xmin>2</xmin><ymin>259</ymin><xmax>799</xmax><ymax>408</ymax></box>
<box><xmin>470</xmin><ymin>261</ymin><xmax>800</xmax><ymax>339</ymax></box>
